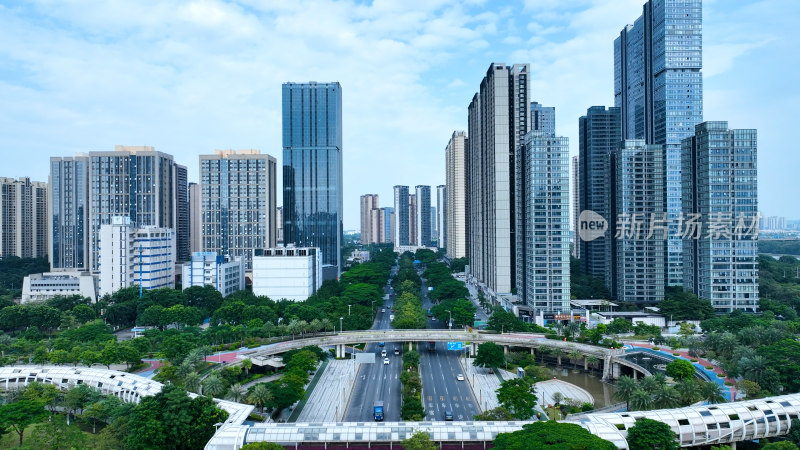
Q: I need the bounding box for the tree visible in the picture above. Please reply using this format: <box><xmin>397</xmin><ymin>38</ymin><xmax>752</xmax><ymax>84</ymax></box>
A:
<box><xmin>474</xmin><ymin>407</ymin><xmax>514</xmax><ymax>421</ymax></box>
<box><xmin>0</xmin><ymin>398</ymin><xmax>49</xmax><ymax>445</ymax></box>
<box><xmin>100</xmin><ymin>339</ymin><xmax>120</xmax><ymax>369</ymax></box>
<box><xmin>493</xmin><ymin>422</ymin><xmax>616</xmax><ymax>450</ymax></box>
<box><xmin>240</xmin><ymin>443</ymin><xmax>286</xmax><ymax>450</ymax></box>
<box><xmin>659</xmin><ymin>287</ymin><xmax>715</xmax><ymax>320</ymax></box>
<box><xmin>248</xmin><ymin>383</ymin><xmax>273</xmax><ymax>413</ymax></box>
<box><xmin>487</xmin><ymin>309</ymin><xmax>528</xmax><ymax>333</ymax></box>
<box><xmin>64</xmin><ymin>383</ymin><xmax>99</xmax><ymax>422</ymax></box>
<box><xmin>676</xmin><ymin>380</ymin><xmax>702</xmax><ymax>406</ymax></box>
<box><xmin>701</xmin><ymin>381</ymin><xmax>726</xmax><ymax>404</ymax></box>
<box><xmin>761</xmin><ymin>443</ymin><xmax>799</xmax><ymax>450</ymax></box>
<box><xmin>401</xmin><ymin>431</ymin><xmax>437</xmax><ymax>450</ymax></box>
<box><xmin>736</xmin><ymin>380</ymin><xmax>762</xmax><ymax>399</ymax></box>
<box><xmin>496</xmin><ymin>378</ymin><xmax>537</xmax><ymax>420</ymax></box>
<box><xmin>400</xmin><ymin>396</ymin><xmax>425</xmax><ymax>421</ymax></box>
<box><xmin>786</xmin><ymin>419</ymin><xmax>800</xmax><ymax>448</ymax></box>
<box><xmin>665</xmin><ymin>359</ymin><xmax>695</xmax><ymax>381</ymax></box>
<box><xmin>653</xmin><ymin>385</ymin><xmax>680</xmax><ymax>409</ymax></box>
<box><xmin>242</xmin><ymin>358</ymin><xmax>253</xmax><ymax>376</ymax></box>
<box><xmin>626</xmin><ymin>418</ymin><xmax>679</xmax><ymax>450</ymax></box>
<box><xmin>202</xmin><ymin>374</ymin><xmax>226</xmax><ymax>397</ymax></box>
<box><xmin>227</xmin><ymin>383</ymin><xmax>247</xmax><ymax>403</ymax></box>
<box><xmin>629</xmin><ymin>389</ymin><xmax>654</xmax><ymax>411</ymax></box>
<box><xmin>72</xmin><ymin>304</ymin><xmax>96</xmax><ymax>323</ymax></box>
<box><xmin>26</xmin><ymin>414</ymin><xmax>87</xmax><ymax>450</ymax></box>
<box><xmin>403</xmin><ymin>350</ymin><xmax>420</xmax><ymax>368</ymax></box>
<box><xmin>474</xmin><ymin>342</ymin><xmax>505</xmax><ymax>371</ymax></box>
<box><xmin>614</xmin><ymin>376</ymin><xmax>638</xmax><ymax>409</ymax></box>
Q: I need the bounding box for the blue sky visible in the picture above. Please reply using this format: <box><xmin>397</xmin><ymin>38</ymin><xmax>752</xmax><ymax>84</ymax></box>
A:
<box><xmin>1</xmin><ymin>0</ymin><xmax>797</xmax><ymax>229</ymax></box>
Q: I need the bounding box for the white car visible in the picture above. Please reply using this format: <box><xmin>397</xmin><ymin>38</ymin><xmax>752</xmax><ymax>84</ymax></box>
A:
<box><xmin>383</xmin><ymin>358</ymin><xmax>390</xmax><ymax>365</ymax></box>
<box><xmin>381</xmin><ymin>308</ymin><xmax>386</xmax><ymax>313</ymax></box>
<box><xmin>431</xmin><ymin>317</ymin><xmax>436</xmax><ymax>321</ymax></box>
<box><xmin>456</xmin><ymin>374</ymin><xmax>465</xmax><ymax>381</ymax></box>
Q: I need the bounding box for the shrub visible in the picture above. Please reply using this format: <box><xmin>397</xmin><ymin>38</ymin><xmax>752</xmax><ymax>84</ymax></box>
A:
<box><xmin>651</xmin><ymin>347</ymin><xmax>660</xmax><ymax>351</ymax></box>
<box><xmin>690</xmin><ymin>359</ymin><xmax>698</xmax><ymax>362</ymax></box>
<box><xmin>724</xmin><ymin>382</ymin><xmax>733</xmax><ymax>386</ymax></box>
<box><xmin>705</xmin><ymin>365</ymin><xmax>714</xmax><ymax>370</ymax></box>
<box><xmin>673</xmin><ymin>352</ymin><xmax>680</xmax><ymax>356</ymax></box>
<box><xmin>717</xmin><ymin>373</ymin><xmax>726</xmax><ymax>378</ymax></box>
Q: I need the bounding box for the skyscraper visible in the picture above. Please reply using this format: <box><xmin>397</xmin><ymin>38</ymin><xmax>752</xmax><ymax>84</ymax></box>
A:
<box><xmin>408</xmin><ymin>193</ymin><xmax>417</xmax><ymax>245</ymax></box>
<box><xmin>200</xmin><ymin>149</ymin><xmax>277</xmax><ymax>271</ymax></box>
<box><xmin>530</xmin><ymin>102</ymin><xmax>556</xmax><ymax>135</ymax></box>
<box><xmin>445</xmin><ymin>131</ymin><xmax>467</xmax><ymax>259</ymax></box>
<box><xmin>682</xmin><ymin>122</ymin><xmax>759</xmax><ymax>313</ymax></box>
<box><xmin>282</xmin><ymin>82</ymin><xmax>343</xmax><ymax>275</ymax></box>
<box><xmin>88</xmin><ymin>146</ymin><xmax>176</xmax><ymax>272</ymax></box>
<box><xmin>415</xmin><ymin>185</ymin><xmax>431</xmax><ymax>247</ymax></box>
<box><xmin>430</xmin><ymin>206</ymin><xmax>437</xmax><ymax>245</ymax></box>
<box><xmin>609</xmin><ymin>140</ymin><xmax>666</xmax><ymax>303</ymax></box>
<box><xmin>383</xmin><ymin>207</ymin><xmax>394</xmax><ymax>244</ymax></box>
<box><xmin>571</xmin><ymin>155</ymin><xmax>580</xmax><ymax>259</ymax></box>
<box><xmin>615</xmin><ymin>0</ymin><xmax>703</xmax><ymax>286</ymax></box>
<box><xmin>188</xmin><ymin>182</ymin><xmax>201</xmax><ymax>253</ymax></box>
<box><xmin>360</xmin><ymin>194</ymin><xmax>379</xmax><ymax>244</ymax></box>
<box><xmin>49</xmin><ymin>155</ymin><xmax>90</xmax><ymax>271</ymax></box>
<box><xmin>275</xmin><ymin>206</ymin><xmax>283</xmax><ymax>243</ymax></box>
<box><xmin>369</xmin><ymin>208</ymin><xmax>384</xmax><ymax>244</ymax></box>
<box><xmin>467</xmin><ymin>63</ymin><xmax>530</xmax><ymax>299</ymax></box>
<box><xmin>578</xmin><ymin>106</ymin><xmax>621</xmax><ymax>283</ymax></box>
<box><xmin>436</xmin><ymin>185</ymin><xmax>446</xmax><ymax>250</ymax></box>
<box><xmin>173</xmin><ymin>164</ymin><xmax>189</xmax><ymax>262</ymax></box>
<box><xmin>0</xmin><ymin>177</ymin><xmax>47</xmax><ymax>259</ymax></box>
<box><xmin>393</xmin><ymin>186</ymin><xmax>409</xmax><ymax>246</ymax></box>
<box><xmin>516</xmin><ymin>132</ymin><xmax>571</xmax><ymax>312</ymax></box>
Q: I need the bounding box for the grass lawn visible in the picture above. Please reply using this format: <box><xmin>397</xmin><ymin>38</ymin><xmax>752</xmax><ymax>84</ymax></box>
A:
<box><xmin>0</xmin><ymin>420</ymin><xmax>106</xmax><ymax>448</ymax></box>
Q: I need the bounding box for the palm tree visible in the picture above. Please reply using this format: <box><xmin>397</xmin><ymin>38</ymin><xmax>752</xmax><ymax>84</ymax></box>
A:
<box><xmin>227</xmin><ymin>383</ymin><xmax>247</xmax><ymax>402</ymax></box>
<box><xmin>566</xmin><ymin>321</ymin><xmax>581</xmax><ymax>340</ymax></box>
<box><xmin>320</xmin><ymin>318</ymin><xmax>333</xmax><ymax>333</ymax></box>
<box><xmin>241</xmin><ymin>358</ymin><xmax>253</xmax><ymax>376</ymax></box>
<box><xmin>614</xmin><ymin>376</ymin><xmax>638</xmax><ymax>409</ymax></box>
<box><xmin>739</xmin><ymin>355</ymin><xmax>768</xmax><ymax>383</ymax></box>
<box><xmin>309</xmin><ymin>319</ymin><xmax>322</xmax><ymax>334</ymax></box>
<box><xmin>651</xmin><ymin>373</ymin><xmax>668</xmax><ymax>388</ymax></box>
<box><xmin>629</xmin><ymin>389</ymin><xmax>654</xmax><ymax>411</ymax></box>
<box><xmin>716</xmin><ymin>332</ymin><xmax>739</xmax><ymax>359</ymax></box>
<box><xmin>568</xmin><ymin>350</ymin><xmax>584</xmax><ymax>368</ymax></box>
<box><xmin>701</xmin><ymin>381</ymin><xmax>726</xmax><ymax>404</ymax></box>
<box><xmin>177</xmin><ymin>361</ymin><xmax>194</xmax><ymax>378</ymax></box>
<box><xmin>677</xmin><ymin>380</ymin><xmax>702</xmax><ymax>406</ymax></box>
<box><xmin>586</xmin><ymin>356</ymin><xmax>600</xmax><ymax>369</ymax></box>
<box><xmin>297</xmin><ymin>320</ymin><xmax>309</xmax><ymax>337</ymax></box>
<box><xmin>287</xmin><ymin>320</ymin><xmax>301</xmax><ymax>339</ymax></box>
<box><xmin>184</xmin><ymin>372</ymin><xmax>201</xmax><ymax>394</ymax></box>
<box><xmin>202</xmin><ymin>374</ymin><xmax>226</xmax><ymax>398</ymax></box>
<box><xmin>653</xmin><ymin>385</ymin><xmax>680</xmax><ymax>409</ymax></box>
<box><xmin>248</xmin><ymin>383</ymin><xmax>273</xmax><ymax>413</ymax></box>
<box><xmin>263</xmin><ymin>321</ymin><xmax>275</xmax><ymax>338</ymax></box>
<box><xmin>639</xmin><ymin>376</ymin><xmax>659</xmax><ymax>394</ymax></box>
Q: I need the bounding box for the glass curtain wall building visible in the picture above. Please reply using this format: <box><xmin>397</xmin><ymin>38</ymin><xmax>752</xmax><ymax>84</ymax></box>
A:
<box><xmin>615</xmin><ymin>0</ymin><xmax>703</xmax><ymax>287</ymax></box>
<box><xmin>393</xmin><ymin>186</ymin><xmax>409</xmax><ymax>246</ymax></box>
<box><xmin>49</xmin><ymin>156</ymin><xmax>90</xmax><ymax>271</ymax></box>
<box><xmin>282</xmin><ymin>82</ymin><xmax>343</xmax><ymax>275</ymax></box>
<box><xmin>415</xmin><ymin>185</ymin><xmax>431</xmax><ymax>247</ymax></box>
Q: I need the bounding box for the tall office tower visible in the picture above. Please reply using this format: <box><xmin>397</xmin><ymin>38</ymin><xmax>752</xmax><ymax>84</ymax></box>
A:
<box><xmin>615</xmin><ymin>0</ymin><xmax>703</xmax><ymax>286</ymax></box>
<box><xmin>467</xmin><ymin>63</ymin><xmax>530</xmax><ymax>299</ymax></box>
<box><xmin>414</xmin><ymin>185</ymin><xmax>431</xmax><ymax>247</ymax></box>
<box><xmin>682</xmin><ymin>122</ymin><xmax>759</xmax><ymax>313</ymax></box>
<box><xmin>383</xmin><ymin>207</ymin><xmax>394</xmax><ymax>243</ymax></box>
<box><xmin>98</xmin><ymin>216</ymin><xmax>175</xmax><ymax>296</ymax></box>
<box><xmin>408</xmin><ymin>194</ymin><xmax>417</xmax><ymax>245</ymax></box>
<box><xmin>530</xmin><ymin>102</ymin><xmax>556</xmax><ymax>135</ymax></box>
<box><xmin>516</xmin><ymin>132</ymin><xmax>571</xmax><ymax>312</ymax></box>
<box><xmin>360</xmin><ymin>194</ymin><xmax>379</xmax><ymax>244</ymax></box>
<box><xmin>188</xmin><ymin>183</ymin><xmax>201</xmax><ymax>253</ymax></box>
<box><xmin>430</xmin><ymin>206</ymin><xmax>437</xmax><ymax>245</ymax></box>
<box><xmin>282</xmin><ymin>82</ymin><xmax>343</xmax><ymax>275</ymax></box>
<box><xmin>571</xmin><ymin>155</ymin><xmax>580</xmax><ymax>259</ymax></box>
<box><xmin>49</xmin><ymin>155</ymin><xmax>90</xmax><ymax>270</ymax></box>
<box><xmin>275</xmin><ymin>206</ymin><xmax>283</xmax><ymax>243</ymax></box>
<box><xmin>392</xmin><ymin>186</ymin><xmax>409</xmax><ymax>245</ymax></box>
<box><xmin>369</xmin><ymin>208</ymin><xmax>384</xmax><ymax>244</ymax></box>
<box><xmin>578</xmin><ymin>106</ymin><xmax>621</xmax><ymax>282</ymax></box>
<box><xmin>609</xmin><ymin>140</ymin><xmax>666</xmax><ymax>303</ymax></box>
<box><xmin>0</xmin><ymin>177</ymin><xmax>48</xmax><ymax>259</ymax></box>
<box><xmin>173</xmin><ymin>164</ymin><xmax>189</xmax><ymax>262</ymax></box>
<box><xmin>200</xmin><ymin>150</ymin><xmax>277</xmax><ymax>271</ymax></box>
<box><xmin>445</xmin><ymin>131</ymin><xmax>467</xmax><ymax>259</ymax></box>
<box><xmin>436</xmin><ymin>185</ymin><xmax>446</xmax><ymax>250</ymax></box>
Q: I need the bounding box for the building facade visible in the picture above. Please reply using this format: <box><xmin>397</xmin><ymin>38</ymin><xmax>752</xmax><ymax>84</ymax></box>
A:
<box><xmin>414</xmin><ymin>185</ymin><xmax>431</xmax><ymax>247</ymax></box>
<box><xmin>276</xmin><ymin>206</ymin><xmax>283</xmax><ymax>244</ymax></box>
<box><xmin>369</xmin><ymin>208</ymin><xmax>384</xmax><ymax>244</ymax></box>
<box><xmin>182</xmin><ymin>251</ymin><xmax>245</xmax><ymax>298</ymax></box>
<box><xmin>571</xmin><ymin>155</ymin><xmax>580</xmax><ymax>259</ymax></box>
<box><xmin>467</xmin><ymin>63</ymin><xmax>530</xmax><ymax>299</ymax></box>
<box><xmin>408</xmin><ymin>193</ymin><xmax>417</xmax><ymax>246</ymax></box>
<box><xmin>393</xmin><ymin>186</ymin><xmax>409</xmax><ymax>246</ymax></box>
<box><xmin>173</xmin><ymin>164</ymin><xmax>189</xmax><ymax>263</ymax></box>
<box><xmin>98</xmin><ymin>216</ymin><xmax>175</xmax><ymax>296</ymax></box>
<box><xmin>436</xmin><ymin>185</ymin><xmax>446</xmax><ymax>250</ymax></box>
<box><xmin>682</xmin><ymin>122</ymin><xmax>759</xmax><ymax>313</ymax></box>
<box><xmin>0</xmin><ymin>177</ymin><xmax>47</xmax><ymax>259</ymax></box>
<box><xmin>445</xmin><ymin>131</ymin><xmax>467</xmax><ymax>259</ymax></box>
<box><xmin>49</xmin><ymin>155</ymin><xmax>90</xmax><ymax>271</ymax></box>
<box><xmin>516</xmin><ymin>132</ymin><xmax>571</xmax><ymax>313</ymax></box>
<box><xmin>615</xmin><ymin>0</ymin><xmax>704</xmax><ymax>286</ymax></box>
<box><xmin>252</xmin><ymin>246</ymin><xmax>322</xmax><ymax>302</ymax></box>
<box><xmin>383</xmin><ymin>207</ymin><xmax>394</xmax><ymax>244</ymax></box>
<box><xmin>282</xmin><ymin>82</ymin><xmax>343</xmax><ymax>275</ymax></box>
<box><xmin>200</xmin><ymin>149</ymin><xmax>277</xmax><ymax>271</ymax></box>
<box><xmin>530</xmin><ymin>102</ymin><xmax>556</xmax><ymax>135</ymax></box>
<box><xmin>189</xmin><ymin>182</ymin><xmax>201</xmax><ymax>253</ymax></box>
<box><xmin>360</xmin><ymin>194</ymin><xmax>379</xmax><ymax>244</ymax></box>
<box><xmin>22</xmin><ymin>272</ymin><xmax>98</xmax><ymax>304</ymax></box>
<box><xmin>578</xmin><ymin>106</ymin><xmax>621</xmax><ymax>284</ymax></box>
<box><xmin>609</xmin><ymin>140</ymin><xmax>666</xmax><ymax>303</ymax></box>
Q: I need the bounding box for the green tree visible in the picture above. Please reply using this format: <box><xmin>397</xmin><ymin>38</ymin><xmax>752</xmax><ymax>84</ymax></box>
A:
<box><xmin>473</xmin><ymin>407</ymin><xmax>514</xmax><ymax>421</ymax></box>
<box><xmin>626</xmin><ymin>418</ymin><xmax>679</xmax><ymax>450</ymax></box>
<box><xmin>701</xmin><ymin>381</ymin><xmax>726</xmax><ymax>404</ymax></box>
<box><xmin>240</xmin><ymin>443</ymin><xmax>286</xmax><ymax>450</ymax></box>
<box><xmin>473</xmin><ymin>342</ymin><xmax>505</xmax><ymax>371</ymax></box>
<box><xmin>202</xmin><ymin>374</ymin><xmax>226</xmax><ymax>397</ymax></box>
<box><xmin>100</xmin><ymin>339</ymin><xmax>120</xmax><ymax>369</ymax></box>
<box><xmin>227</xmin><ymin>383</ymin><xmax>247</xmax><ymax>403</ymax></box>
<box><xmin>676</xmin><ymin>380</ymin><xmax>702</xmax><ymax>406</ymax></box>
<box><xmin>614</xmin><ymin>375</ymin><xmax>638</xmax><ymax>409</ymax></box>
<box><xmin>761</xmin><ymin>443</ymin><xmax>799</xmax><ymax>450</ymax></box>
<box><xmin>0</xmin><ymin>398</ymin><xmax>49</xmax><ymax>445</ymax></box>
<box><xmin>248</xmin><ymin>383</ymin><xmax>273</xmax><ymax>413</ymax></box>
<box><xmin>786</xmin><ymin>419</ymin><xmax>800</xmax><ymax>448</ymax></box>
<box><xmin>26</xmin><ymin>414</ymin><xmax>87</xmax><ymax>450</ymax></box>
<box><xmin>400</xmin><ymin>396</ymin><xmax>425</xmax><ymax>421</ymax></box>
<box><xmin>659</xmin><ymin>287</ymin><xmax>715</xmax><ymax>320</ymax></box>
<box><xmin>493</xmin><ymin>421</ymin><xmax>616</xmax><ymax>450</ymax></box>
<box><xmin>72</xmin><ymin>304</ymin><xmax>96</xmax><ymax>323</ymax></box>
<box><xmin>496</xmin><ymin>378</ymin><xmax>537</xmax><ymax>419</ymax></box>
<box><xmin>487</xmin><ymin>309</ymin><xmax>528</xmax><ymax>333</ymax></box>
<box><xmin>403</xmin><ymin>350</ymin><xmax>420</xmax><ymax>368</ymax></box>
<box><xmin>665</xmin><ymin>359</ymin><xmax>695</xmax><ymax>381</ymax></box>
<box><xmin>401</xmin><ymin>431</ymin><xmax>437</xmax><ymax>450</ymax></box>
<box><xmin>629</xmin><ymin>389</ymin><xmax>654</xmax><ymax>411</ymax></box>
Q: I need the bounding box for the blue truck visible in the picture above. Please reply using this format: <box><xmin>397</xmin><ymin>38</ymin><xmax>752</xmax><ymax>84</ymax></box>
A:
<box><xmin>373</xmin><ymin>401</ymin><xmax>384</xmax><ymax>421</ymax></box>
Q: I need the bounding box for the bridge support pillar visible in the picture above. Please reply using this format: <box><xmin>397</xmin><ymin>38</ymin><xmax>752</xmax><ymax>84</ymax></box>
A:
<box><xmin>336</xmin><ymin>344</ymin><xmax>345</xmax><ymax>359</ymax></box>
<box><xmin>504</xmin><ymin>346</ymin><xmax>508</xmax><ymax>356</ymax></box>
<box><xmin>613</xmin><ymin>362</ymin><xmax>621</xmax><ymax>380</ymax></box>
<box><xmin>408</xmin><ymin>341</ymin><xmax>413</xmax><ymax>351</ymax></box>
<box><xmin>633</xmin><ymin>369</ymin><xmax>637</xmax><ymax>380</ymax></box>
<box><xmin>470</xmin><ymin>343</ymin><xmax>476</xmax><ymax>357</ymax></box>
<box><xmin>530</xmin><ymin>348</ymin><xmax>535</xmax><ymax>355</ymax></box>
<box><xmin>584</xmin><ymin>359</ymin><xmax>588</xmax><ymax>371</ymax></box>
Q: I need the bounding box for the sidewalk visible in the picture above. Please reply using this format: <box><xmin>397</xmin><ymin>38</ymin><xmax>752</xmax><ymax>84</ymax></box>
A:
<box><xmin>288</xmin><ymin>358</ymin><xmax>330</xmax><ymax>422</ymax></box>
<box><xmin>295</xmin><ymin>359</ymin><xmax>356</xmax><ymax>422</ymax></box>
<box><xmin>459</xmin><ymin>357</ymin><xmax>514</xmax><ymax>412</ymax></box>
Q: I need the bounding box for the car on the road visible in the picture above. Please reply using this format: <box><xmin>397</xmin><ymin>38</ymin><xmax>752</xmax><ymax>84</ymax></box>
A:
<box><xmin>381</xmin><ymin>350</ymin><xmax>387</xmax><ymax>357</ymax></box>
<box><xmin>381</xmin><ymin>308</ymin><xmax>386</xmax><ymax>313</ymax></box>
<box><xmin>391</xmin><ymin>308</ymin><xmax>395</xmax><ymax>313</ymax></box>
<box><xmin>444</xmin><ymin>411</ymin><xmax>453</xmax><ymax>421</ymax></box>
<box><xmin>431</xmin><ymin>317</ymin><xmax>436</xmax><ymax>321</ymax></box>
<box><xmin>394</xmin><ymin>348</ymin><xmax>400</xmax><ymax>355</ymax></box>
<box><xmin>456</xmin><ymin>374</ymin><xmax>464</xmax><ymax>381</ymax></box>
<box><xmin>383</xmin><ymin>358</ymin><xmax>390</xmax><ymax>365</ymax></box>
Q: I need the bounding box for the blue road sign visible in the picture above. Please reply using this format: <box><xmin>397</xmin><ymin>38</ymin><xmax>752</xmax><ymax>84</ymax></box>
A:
<box><xmin>447</xmin><ymin>342</ymin><xmax>463</xmax><ymax>351</ymax></box>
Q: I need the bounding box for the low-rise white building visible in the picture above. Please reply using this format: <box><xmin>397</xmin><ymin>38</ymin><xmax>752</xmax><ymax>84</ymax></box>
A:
<box><xmin>252</xmin><ymin>246</ymin><xmax>322</xmax><ymax>302</ymax></box>
<box><xmin>182</xmin><ymin>252</ymin><xmax>244</xmax><ymax>297</ymax></box>
<box><xmin>21</xmin><ymin>272</ymin><xmax>98</xmax><ymax>304</ymax></box>
<box><xmin>98</xmin><ymin>216</ymin><xmax>175</xmax><ymax>296</ymax></box>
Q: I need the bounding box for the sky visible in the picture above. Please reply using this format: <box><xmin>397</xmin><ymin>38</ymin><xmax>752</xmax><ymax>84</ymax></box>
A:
<box><xmin>1</xmin><ymin>0</ymin><xmax>798</xmax><ymax>230</ymax></box>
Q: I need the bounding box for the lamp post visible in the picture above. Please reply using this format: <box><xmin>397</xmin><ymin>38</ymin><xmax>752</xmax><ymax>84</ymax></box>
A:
<box><xmin>348</xmin><ymin>304</ymin><xmax>352</xmax><ymax>316</ymax></box>
<box><xmin>340</xmin><ymin>316</ymin><xmax>344</xmax><ymax>334</ymax></box>
<box><xmin>446</xmin><ymin>310</ymin><xmax>452</xmax><ymax>330</ymax></box>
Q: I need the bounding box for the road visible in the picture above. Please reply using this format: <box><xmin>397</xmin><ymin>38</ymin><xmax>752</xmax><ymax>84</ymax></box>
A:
<box><xmin>418</xmin><ymin>273</ymin><xmax>480</xmax><ymax>422</ymax></box>
<box><xmin>344</xmin><ymin>266</ymin><xmax>403</xmax><ymax>422</ymax></box>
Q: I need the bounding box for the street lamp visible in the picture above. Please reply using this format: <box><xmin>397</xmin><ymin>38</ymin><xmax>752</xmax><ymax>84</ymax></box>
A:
<box><xmin>446</xmin><ymin>310</ymin><xmax>452</xmax><ymax>330</ymax></box>
<box><xmin>340</xmin><ymin>316</ymin><xmax>344</xmax><ymax>333</ymax></box>
<box><xmin>213</xmin><ymin>422</ymin><xmax>223</xmax><ymax>433</ymax></box>
<box><xmin>348</xmin><ymin>304</ymin><xmax>352</xmax><ymax>316</ymax></box>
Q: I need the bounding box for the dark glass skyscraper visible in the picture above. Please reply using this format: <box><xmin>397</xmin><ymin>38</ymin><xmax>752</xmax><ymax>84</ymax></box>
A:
<box><xmin>282</xmin><ymin>82</ymin><xmax>343</xmax><ymax>274</ymax></box>
<box><xmin>615</xmin><ymin>0</ymin><xmax>703</xmax><ymax>286</ymax></box>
